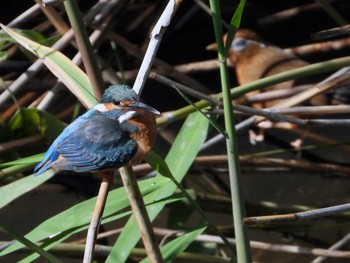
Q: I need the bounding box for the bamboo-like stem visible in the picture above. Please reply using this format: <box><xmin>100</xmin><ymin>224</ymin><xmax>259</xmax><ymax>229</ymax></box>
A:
<box><xmin>243</xmin><ymin>203</ymin><xmax>350</xmax><ymax>225</ymax></box>
<box><xmin>209</xmin><ymin>1</ymin><xmax>251</xmax><ymax>262</ymax></box>
<box><xmin>119</xmin><ymin>165</ymin><xmax>163</xmax><ymax>263</ymax></box>
<box><xmin>83</xmin><ymin>177</ymin><xmax>110</xmax><ymax>263</ymax></box>
<box><xmin>63</xmin><ymin>0</ymin><xmax>104</xmax><ymax>100</ymax></box>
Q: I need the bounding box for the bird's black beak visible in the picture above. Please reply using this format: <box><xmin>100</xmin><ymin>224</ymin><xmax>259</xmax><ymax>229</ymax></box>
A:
<box><xmin>129</xmin><ymin>101</ymin><xmax>160</xmax><ymax>115</ymax></box>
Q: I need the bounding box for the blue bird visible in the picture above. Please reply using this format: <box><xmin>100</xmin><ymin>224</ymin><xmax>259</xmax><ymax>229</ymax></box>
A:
<box><xmin>34</xmin><ymin>85</ymin><xmax>159</xmax><ymax>179</ymax></box>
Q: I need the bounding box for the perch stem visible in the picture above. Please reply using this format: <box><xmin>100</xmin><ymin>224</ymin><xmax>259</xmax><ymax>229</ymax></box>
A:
<box><xmin>83</xmin><ymin>177</ymin><xmax>110</xmax><ymax>263</ymax></box>
<box><xmin>120</xmin><ymin>165</ymin><xmax>163</xmax><ymax>263</ymax></box>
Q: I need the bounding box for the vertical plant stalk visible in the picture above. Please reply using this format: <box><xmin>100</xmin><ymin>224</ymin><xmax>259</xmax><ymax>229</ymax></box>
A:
<box><xmin>83</xmin><ymin>177</ymin><xmax>110</xmax><ymax>263</ymax></box>
<box><xmin>63</xmin><ymin>0</ymin><xmax>104</xmax><ymax>100</ymax></box>
<box><xmin>209</xmin><ymin>1</ymin><xmax>252</xmax><ymax>262</ymax></box>
<box><xmin>120</xmin><ymin>165</ymin><xmax>164</xmax><ymax>263</ymax></box>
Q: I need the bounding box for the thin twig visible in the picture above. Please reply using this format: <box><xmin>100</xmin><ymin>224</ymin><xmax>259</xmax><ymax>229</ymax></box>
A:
<box><xmin>152</xmin><ymin>228</ymin><xmax>350</xmax><ymax>259</ymax></box>
<box><xmin>269</xmin><ymin>105</ymin><xmax>350</xmax><ymax>115</ymax></box>
<box><xmin>213</xmin><ymin>105</ymin><xmax>350</xmax><ymax>127</ymax></box>
<box><xmin>312</xmin><ymin>25</ymin><xmax>350</xmax><ymax>40</ymax></box>
<box><xmin>149</xmin><ymin>72</ymin><xmax>218</xmax><ymax>104</ymax></box>
<box><xmin>310</xmin><ymin>232</ymin><xmax>350</xmax><ymax>263</ymax></box>
<box><xmin>83</xmin><ymin>178</ymin><xmax>110</xmax><ymax>263</ymax></box>
<box><xmin>243</xmin><ymin>203</ymin><xmax>350</xmax><ymax>225</ymax></box>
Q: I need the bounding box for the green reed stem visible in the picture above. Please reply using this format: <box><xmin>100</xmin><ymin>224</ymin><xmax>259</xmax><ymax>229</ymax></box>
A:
<box><xmin>209</xmin><ymin>1</ymin><xmax>252</xmax><ymax>262</ymax></box>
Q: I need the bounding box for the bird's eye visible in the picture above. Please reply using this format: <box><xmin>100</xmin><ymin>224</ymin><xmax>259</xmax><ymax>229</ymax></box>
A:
<box><xmin>113</xmin><ymin>100</ymin><xmax>121</xmax><ymax>105</ymax></box>
<box><xmin>231</xmin><ymin>37</ymin><xmax>248</xmax><ymax>52</ymax></box>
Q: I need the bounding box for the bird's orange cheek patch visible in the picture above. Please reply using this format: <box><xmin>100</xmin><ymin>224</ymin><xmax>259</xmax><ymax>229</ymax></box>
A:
<box><xmin>121</xmin><ymin>100</ymin><xmax>132</xmax><ymax>107</ymax></box>
<box><xmin>104</xmin><ymin>103</ymin><xmax>115</xmax><ymax>111</ymax></box>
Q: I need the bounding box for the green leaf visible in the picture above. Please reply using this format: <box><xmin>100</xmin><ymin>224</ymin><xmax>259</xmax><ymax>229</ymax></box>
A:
<box><xmin>0</xmin><ymin>24</ymin><xmax>97</xmax><ymax>108</ymax></box>
<box><xmin>9</xmin><ymin>109</ymin><xmax>65</xmax><ymax>141</ymax></box>
<box><xmin>224</xmin><ymin>0</ymin><xmax>246</xmax><ymax>55</ymax></box>
<box><xmin>140</xmin><ymin>223</ymin><xmax>207</xmax><ymax>263</ymax></box>
<box><xmin>9</xmin><ymin>109</ymin><xmax>41</xmax><ymax>137</ymax></box>
<box><xmin>0</xmin><ymin>175</ymin><xmax>169</xmax><ymax>258</ymax></box>
<box><xmin>0</xmin><ymin>223</ymin><xmax>62</xmax><ymax>263</ymax></box>
<box><xmin>0</xmin><ymin>154</ymin><xmax>44</xmax><ymax>176</ymax></box>
<box><xmin>145</xmin><ymin>150</ymin><xmax>172</xmax><ymax>178</ymax></box>
<box><xmin>0</xmin><ymin>170</ymin><xmax>55</xmax><ymax>209</ymax></box>
<box><xmin>106</xmin><ymin>112</ymin><xmax>209</xmax><ymax>262</ymax></box>
<box><xmin>0</xmin><ymin>154</ymin><xmax>43</xmax><ymax>168</ymax></box>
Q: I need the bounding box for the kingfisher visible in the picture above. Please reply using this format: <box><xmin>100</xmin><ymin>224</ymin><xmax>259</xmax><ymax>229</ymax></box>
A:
<box><xmin>34</xmin><ymin>85</ymin><xmax>159</xmax><ymax>179</ymax></box>
<box><xmin>207</xmin><ymin>29</ymin><xmax>342</xmax><ymax>107</ymax></box>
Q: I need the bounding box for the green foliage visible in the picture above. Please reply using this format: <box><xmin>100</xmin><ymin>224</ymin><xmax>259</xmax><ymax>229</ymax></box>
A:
<box><xmin>0</xmin><ymin>29</ymin><xmax>58</xmax><ymax>62</ymax></box>
<box><xmin>9</xmin><ymin>108</ymin><xmax>65</xmax><ymax>141</ymax></box>
<box><xmin>0</xmin><ymin>169</ymin><xmax>55</xmax><ymax>209</ymax></box>
<box><xmin>0</xmin><ymin>23</ymin><xmax>213</xmax><ymax>262</ymax></box>
<box><xmin>0</xmin><ymin>24</ymin><xmax>97</xmax><ymax>108</ymax></box>
<box><xmin>0</xmin><ymin>223</ymin><xmax>61</xmax><ymax>263</ymax></box>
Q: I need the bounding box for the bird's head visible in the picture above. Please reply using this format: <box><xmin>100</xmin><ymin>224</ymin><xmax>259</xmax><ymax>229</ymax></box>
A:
<box><xmin>94</xmin><ymin>85</ymin><xmax>159</xmax><ymax>123</ymax></box>
<box><xmin>206</xmin><ymin>29</ymin><xmax>266</xmax><ymax>65</ymax></box>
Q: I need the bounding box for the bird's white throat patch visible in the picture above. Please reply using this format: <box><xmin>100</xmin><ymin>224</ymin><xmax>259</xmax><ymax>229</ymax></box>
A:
<box><xmin>94</xmin><ymin>104</ymin><xmax>137</xmax><ymax>123</ymax></box>
<box><xmin>118</xmin><ymin>110</ymin><xmax>137</xmax><ymax>123</ymax></box>
<box><xmin>93</xmin><ymin>103</ymin><xmax>110</xmax><ymax>112</ymax></box>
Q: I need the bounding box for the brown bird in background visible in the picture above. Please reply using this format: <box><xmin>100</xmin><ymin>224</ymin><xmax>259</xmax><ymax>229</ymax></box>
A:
<box><xmin>208</xmin><ymin>29</ymin><xmax>350</xmax><ymax>146</ymax></box>
<box><xmin>229</xmin><ymin>30</ymin><xmax>307</xmax><ymax>87</ymax></box>
<box><xmin>217</xmin><ymin>29</ymin><xmax>350</xmax><ymax>108</ymax></box>
<box><xmin>225</xmin><ymin>29</ymin><xmax>314</xmax><ymax>108</ymax></box>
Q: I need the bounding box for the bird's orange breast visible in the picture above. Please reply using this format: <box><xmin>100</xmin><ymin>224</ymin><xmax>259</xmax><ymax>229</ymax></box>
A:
<box><xmin>128</xmin><ymin>113</ymin><xmax>157</xmax><ymax>165</ymax></box>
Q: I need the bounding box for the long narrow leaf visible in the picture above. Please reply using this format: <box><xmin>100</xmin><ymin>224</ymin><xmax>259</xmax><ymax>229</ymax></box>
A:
<box><xmin>0</xmin><ymin>24</ymin><xmax>96</xmax><ymax>108</ymax></box>
<box><xmin>0</xmin><ymin>154</ymin><xmax>43</xmax><ymax>168</ymax></box>
<box><xmin>0</xmin><ymin>170</ymin><xmax>55</xmax><ymax>209</ymax></box>
<box><xmin>19</xmin><ymin>192</ymin><xmax>184</xmax><ymax>262</ymax></box>
<box><xmin>224</xmin><ymin>0</ymin><xmax>246</xmax><ymax>55</ymax></box>
<box><xmin>0</xmin><ymin>223</ymin><xmax>61</xmax><ymax>263</ymax></box>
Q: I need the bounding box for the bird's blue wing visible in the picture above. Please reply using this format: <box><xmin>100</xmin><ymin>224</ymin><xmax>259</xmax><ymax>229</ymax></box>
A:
<box><xmin>34</xmin><ymin>110</ymin><xmax>137</xmax><ymax>175</ymax></box>
<box><xmin>34</xmin><ymin>112</ymin><xmax>90</xmax><ymax>176</ymax></box>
